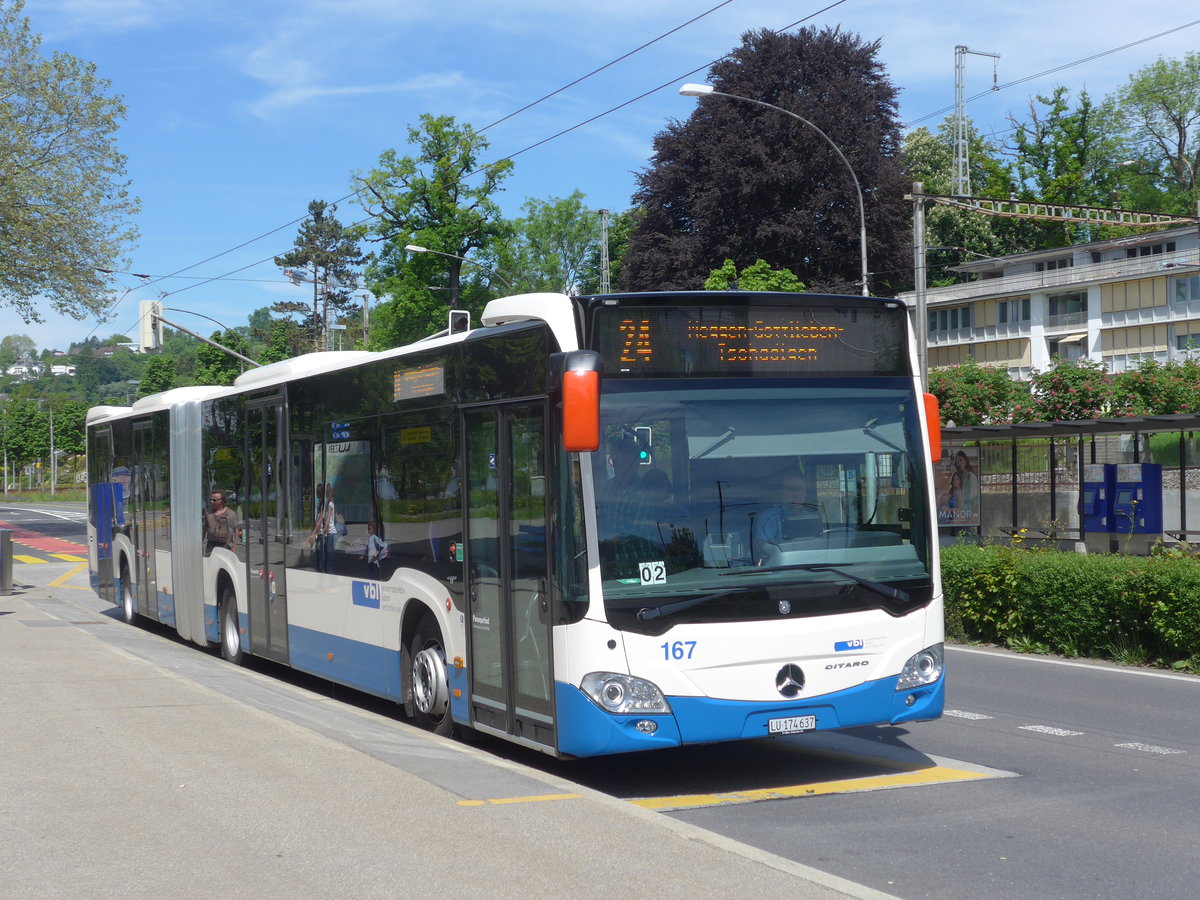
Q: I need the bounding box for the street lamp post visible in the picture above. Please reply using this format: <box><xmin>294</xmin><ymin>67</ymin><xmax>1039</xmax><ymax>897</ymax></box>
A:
<box><xmin>678</xmin><ymin>83</ymin><xmax>870</xmax><ymax>297</ymax></box>
<box><xmin>404</xmin><ymin>245</ymin><xmax>514</xmax><ymax>292</ymax></box>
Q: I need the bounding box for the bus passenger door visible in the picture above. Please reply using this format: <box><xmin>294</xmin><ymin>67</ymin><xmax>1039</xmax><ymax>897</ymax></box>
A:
<box><xmin>245</xmin><ymin>397</ymin><xmax>289</xmax><ymax>664</ymax></box>
<box><xmin>463</xmin><ymin>402</ymin><xmax>556</xmax><ymax>752</ymax></box>
<box><xmin>131</xmin><ymin>422</ymin><xmax>157</xmax><ymax>619</ymax></box>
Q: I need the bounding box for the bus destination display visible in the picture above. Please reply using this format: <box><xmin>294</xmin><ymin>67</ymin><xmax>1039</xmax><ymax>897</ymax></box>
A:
<box><xmin>393</xmin><ymin>364</ymin><xmax>445</xmax><ymax>402</ymax></box>
<box><xmin>594</xmin><ymin>305</ymin><xmax>908</xmax><ymax>377</ymax></box>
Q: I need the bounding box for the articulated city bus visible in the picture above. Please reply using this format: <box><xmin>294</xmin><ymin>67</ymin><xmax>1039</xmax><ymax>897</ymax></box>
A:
<box><xmin>87</xmin><ymin>290</ymin><xmax>944</xmax><ymax>758</ymax></box>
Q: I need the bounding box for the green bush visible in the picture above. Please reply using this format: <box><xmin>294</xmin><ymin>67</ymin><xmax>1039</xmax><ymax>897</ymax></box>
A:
<box><xmin>941</xmin><ymin>544</ymin><xmax>1200</xmax><ymax>668</ymax></box>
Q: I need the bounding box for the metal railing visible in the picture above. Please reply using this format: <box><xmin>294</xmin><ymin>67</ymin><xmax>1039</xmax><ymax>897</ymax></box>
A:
<box><xmin>903</xmin><ymin>249</ymin><xmax>1200</xmax><ymax>305</ymax></box>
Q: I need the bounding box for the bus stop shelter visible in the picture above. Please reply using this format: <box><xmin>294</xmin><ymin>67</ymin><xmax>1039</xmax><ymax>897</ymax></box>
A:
<box><xmin>939</xmin><ymin>415</ymin><xmax>1200</xmax><ymax>554</ymax></box>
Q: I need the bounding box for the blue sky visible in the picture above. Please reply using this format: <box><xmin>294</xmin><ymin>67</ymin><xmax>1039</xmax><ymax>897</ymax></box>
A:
<box><xmin>15</xmin><ymin>0</ymin><xmax>1200</xmax><ymax>354</ymax></box>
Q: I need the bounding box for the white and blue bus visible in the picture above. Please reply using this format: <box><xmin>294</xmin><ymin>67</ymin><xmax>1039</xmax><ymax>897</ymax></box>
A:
<box><xmin>86</xmin><ymin>290</ymin><xmax>945</xmax><ymax>758</ymax></box>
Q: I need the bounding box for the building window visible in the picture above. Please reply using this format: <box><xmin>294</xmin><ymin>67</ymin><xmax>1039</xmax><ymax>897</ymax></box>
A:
<box><xmin>929</xmin><ymin>304</ymin><xmax>973</xmax><ymax>334</ymax></box>
<box><xmin>1049</xmin><ymin>335</ymin><xmax>1087</xmax><ymax>361</ymax></box>
<box><xmin>1127</xmin><ymin>241</ymin><xmax>1177</xmax><ymax>258</ymax></box>
<box><xmin>1174</xmin><ymin>274</ymin><xmax>1200</xmax><ymax>303</ymax></box>
<box><xmin>997</xmin><ymin>298</ymin><xmax>1030</xmax><ymax>324</ymax></box>
<box><xmin>1048</xmin><ymin>292</ymin><xmax>1087</xmax><ymax>317</ymax></box>
<box><xmin>1036</xmin><ymin>258</ymin><xmax>1073</xmax><ymax>272</ymax></box>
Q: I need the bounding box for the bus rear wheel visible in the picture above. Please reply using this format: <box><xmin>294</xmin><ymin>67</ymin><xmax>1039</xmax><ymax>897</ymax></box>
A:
<box><xmin>409</xmin><ymin>615</ymin><xmax>453</xmax><ymax>736</ymax></box>
<box><xmin>120</xmin><ymin>564</ymin><xmax>137</xmax><ymax>624</ymax></box>
<box><xmin>220</xmin><ymin>586</ymin><xmax>243</xmax><ymax>665</ymax></box>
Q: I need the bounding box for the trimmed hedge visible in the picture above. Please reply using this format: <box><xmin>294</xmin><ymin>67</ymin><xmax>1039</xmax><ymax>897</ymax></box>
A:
<box><xmin>941</xmin><ymin>544</ymin><xmax>1200</xmax><ymax>670</ymax></box>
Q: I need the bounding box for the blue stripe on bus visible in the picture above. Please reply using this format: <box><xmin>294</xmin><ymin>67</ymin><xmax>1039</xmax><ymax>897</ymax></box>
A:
<box><xmin>204</xmin><ymin>603</ymin><xmax>219</xmax><ymax>644</ymax></box>
<box><xmin>287</xmin><ymin>624</ymin><xmax>403</xmax><ymax>702</ymax></box>
<box><xmin>554</xmin><ymin>674</ymin><xmax>945</xmax><ymax>758</ymax></box>
<box><xmin>157</xmin><ymin>588</ymin><xmax>176</xmax><ymax>627</ymax></box>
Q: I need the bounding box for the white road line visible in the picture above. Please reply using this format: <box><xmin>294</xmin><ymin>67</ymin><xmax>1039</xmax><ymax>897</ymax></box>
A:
<box><xmin>949</xmin><ymin>645</ymin><xmax>1200</xmax><ymax>684</ymax></box>
<box><xmin>944</xmin><ymin>709</ymin><xmax>993</xmax><ymax>720</ymax></box>
<box><xmin>1019</xmin><ymin>725</ymin><xmax>1085</xmax><ymax>736</ymax></box>
<box><xmin>1114</xmin><ymin>742</ymin><xmax>1186</xmax><ymax>755</ymax></box>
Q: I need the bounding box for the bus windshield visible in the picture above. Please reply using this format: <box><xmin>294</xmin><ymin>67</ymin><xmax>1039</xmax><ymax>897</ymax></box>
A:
<box><xmin>592</xmin><ymin>377</ymin><xmax>934</xmax><ymax>630</ymax></box>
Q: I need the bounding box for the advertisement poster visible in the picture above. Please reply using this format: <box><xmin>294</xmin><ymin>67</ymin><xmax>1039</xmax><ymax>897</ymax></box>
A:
<box><xmin>936</xmin><ymin>447</ymin><xmax>980</xmax><ymax>528</ymax></box>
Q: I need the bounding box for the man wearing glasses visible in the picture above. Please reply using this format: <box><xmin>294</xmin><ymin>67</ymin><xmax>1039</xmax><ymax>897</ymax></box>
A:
<box><xmin>204</xmin><ymin>489</ymin><xmax>238</xmax><ymax>555</ymax></box>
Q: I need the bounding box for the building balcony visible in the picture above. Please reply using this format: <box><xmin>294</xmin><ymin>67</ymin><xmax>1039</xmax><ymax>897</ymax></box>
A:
<box><xmin>902</xmin><ymin>249</ymin><xmax>1200</xmax><ymax>306</ymax></box>
<box><xmin>1044</xmin><ymin>310</ymin><xmax>1088</xmax><ymax>330</ymax></box>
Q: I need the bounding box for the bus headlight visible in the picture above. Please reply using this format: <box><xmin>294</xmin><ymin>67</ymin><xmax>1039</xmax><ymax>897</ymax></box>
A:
<box><xmin>581</xmin><ymin>672</ymin><xmax>672</xmax><ymax>715</ymax></box>
<box><xmin>897</xmin><ymin>643</ymin><xmax>944</xmax><ymax>690</ymax></box>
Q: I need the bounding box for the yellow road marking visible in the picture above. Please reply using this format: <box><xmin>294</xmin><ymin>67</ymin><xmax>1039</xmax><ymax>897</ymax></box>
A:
<box><xmin>50</xmin><ymin>553</ymin><xmax>87</xmax><ymax>562</ymax></box>
<box><xmin>457</xmin><ymin>792</ymin><xmax>582</xmax><ymax>807</ymax></box>
<box><xmin>629</xmin><ymin>765</ymin><xmax>993</xmax><ymax>811</ymax></box>
<box><xmin>14</xmin><ymin>554</ymin><xmax>44</xmax><ymax>564</ymax></box>
<box><xmin>49</xmin><ymin>562</ymin><xmax>91</xmax><ymax>591</ymax></box>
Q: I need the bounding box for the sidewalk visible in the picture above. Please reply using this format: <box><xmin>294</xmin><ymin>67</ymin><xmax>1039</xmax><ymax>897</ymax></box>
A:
<box><xmin>0</xmin><ymin>586</ymin><xmax>890</xmax><ymax>900</ymax></box>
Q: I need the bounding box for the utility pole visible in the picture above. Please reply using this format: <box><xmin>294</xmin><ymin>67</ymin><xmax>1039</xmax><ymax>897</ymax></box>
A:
<box><xmin>953</xmin><ymin>45</ymin><xmax>1000</xmax><ymax>197</ymax></box>
<box><xmin>49</xmin><ymin>403</ymin><xmax>55</xmax><ymax>497</ymax></box>
<box><xmin>597</xmin><ymin>209</ymin><xmax>611</xmax><ymax>294</ymax></box>
<box><xmin>361</xmin><ymin>291</ymin><xmax>371</xmax><ymax>346</ymax></box>
<box><xmin>912</xmin><ymin>182</ymin><xmax>929</xmax><ymax>391</ymax></box>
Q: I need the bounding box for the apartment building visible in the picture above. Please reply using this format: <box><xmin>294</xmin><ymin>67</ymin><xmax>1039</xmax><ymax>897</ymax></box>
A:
<box><xmin>898</xmin><ymin>224</ymin><xmax>1200</xmax><ymax>378</ymax></box>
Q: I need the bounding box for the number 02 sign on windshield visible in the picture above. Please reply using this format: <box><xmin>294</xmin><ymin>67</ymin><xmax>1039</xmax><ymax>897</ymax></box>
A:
<box><xmin>639</xmin><ymin>560</ymin><xmax>666</xmax><ymax>585</ymax></box>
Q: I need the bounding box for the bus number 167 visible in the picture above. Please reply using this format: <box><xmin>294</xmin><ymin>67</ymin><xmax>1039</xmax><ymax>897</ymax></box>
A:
<box><xmin>661</xmin><ymin>640</ymin><xmax>697</xmax><ymax>660</ymax></box>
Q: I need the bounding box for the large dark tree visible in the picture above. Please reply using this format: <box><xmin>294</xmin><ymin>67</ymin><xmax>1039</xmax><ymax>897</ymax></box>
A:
<box><xmin>621</xmin><ymin>27</ymin><xmax>911</xmax><ymax>295</ymax></box>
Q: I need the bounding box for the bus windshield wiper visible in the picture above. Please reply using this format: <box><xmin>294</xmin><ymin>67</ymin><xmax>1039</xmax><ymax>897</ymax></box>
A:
<box><xmin>721</xmin><ymin>563</ymin><xmax>910</xmax><ymax>605</ymax></box>
<box><xmin>637</xmin><ymin>589</ymin><xmax>738</xmax><ymax>621</ymax></box>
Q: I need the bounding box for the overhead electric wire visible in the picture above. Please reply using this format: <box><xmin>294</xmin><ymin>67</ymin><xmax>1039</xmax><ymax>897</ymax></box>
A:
<box><xmin>905</xmin><ymin>18</ymin><xmax>1200</xmax><ymax>128</ymax></box>
<box><xmin>476</xmin><ymin>0</ymin><xmax>741</xmax><ymax>134</ymax></box>
<box><xmin>93</xmin><ymin>4</ymin><xmax>1194</xmax><ymax>340</ymax></box>
<box><xmin>88</xmin><ymin>1</ymin><xmax>779</xmax><ymax>334</ymax></box>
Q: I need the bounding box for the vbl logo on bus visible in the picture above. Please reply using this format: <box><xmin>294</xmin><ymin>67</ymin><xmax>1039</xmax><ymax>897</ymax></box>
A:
<box><xmin>352</xmin><ymin>581</ymin><xmax>381</xmax><ymax>609</ymax></box>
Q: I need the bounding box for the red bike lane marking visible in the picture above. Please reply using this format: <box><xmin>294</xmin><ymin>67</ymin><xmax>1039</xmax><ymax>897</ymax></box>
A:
<box><xmin>0</xmin><ymin>520</ymin><xmax>87</xmax><ymax>554</ymax></box>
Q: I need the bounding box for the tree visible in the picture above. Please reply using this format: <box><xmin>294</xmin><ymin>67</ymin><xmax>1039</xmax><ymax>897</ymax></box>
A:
<box><xmin>500</xmin><ymin>191</ymin><xmax>599</xmax><ymax>294</ymax></box>
<box><xmin>928</xmin><ymin>357</ymin><xmax>1025</xmax><ymax>426</ymax></box>
<box><xmin>1006</xmin><ymin>87</ymin><xmax>1126</xmax><ymax>245</ymax></box>
<box><xmin>621</xmin><ymin>27</ymin><xmax>911</xmax><ymax>296</ymax></box>
<box><xmin>256</xmin><ymin>319</ymin><xmax>301</xmax><ymax>365</ymax></box>
<box><xmin>354</xmin><ymin>114</ymin><xmax>513</xmax><ymax>346</ymax></box>
<box><xmin>703</xmin><ymin>259</ymin><xmax>805</xmax><ymax>292</ymax></box>
<box><xmin>1027</xmin><ymin>357</ymin><xmax>1113</xmax><ymax>421</ymax></box>
<box><xmin>0</xmin><ymin>0</ymin><xmax>139</xmax><ymax>323</ymax></box>
<box><xmin>1112</xmin><ymin>357</ymin><xmax>1200</xmax><ymax>415</ymax></box>
<box><xmin>274</xmin><ymin>200</ymin><xmax>364</xmax><ymax>352</ymax></box>
<box><xmin>1</xmin><ymin>333</ymin><xmax>36</xmax><ymax>364</ymax></box>
<box><xmin>1112</xmin><ymin>52</ymin><xmax>1200</xmax><ymax>216</ymax></box>
<box><xmin>194</xmin><ymin>331</ymin><xmax>252</xmax><ymax>387</ymax></box>
<box><xmin>138</xmin><ymin>354</ymin><xmax>176</xmax><ymax>397</ymax></box>
<box><xmin>902</xmin><ymin>121</ymin><xmax>1042</xmax><ymax>283</ymax></box>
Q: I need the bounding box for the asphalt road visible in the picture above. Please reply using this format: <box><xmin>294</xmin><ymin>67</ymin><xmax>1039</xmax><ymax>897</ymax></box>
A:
<box><xmin>6</xmin><ymin>501</ymin><xmax>1199</xmax><ymax>900</ymax></box>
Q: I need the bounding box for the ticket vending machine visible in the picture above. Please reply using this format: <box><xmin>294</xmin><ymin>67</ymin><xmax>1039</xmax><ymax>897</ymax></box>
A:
<box><xmin>1081</xmin><ymin>464</ymin><xmax>1109</xmax><ymax>533</ymax></box>
<box><xmin>1081</xmin><ymin>463</ymin><xmax>1163</xmax><ymax>534</ymax></box>
<box><xmin>1111</xmin><ymin>463</ymin><xmax>1162</xmax><ymax>534</ymax></box>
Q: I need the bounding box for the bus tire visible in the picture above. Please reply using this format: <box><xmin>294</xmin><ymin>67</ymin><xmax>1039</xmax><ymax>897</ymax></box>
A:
<box><xmin>409</xmin><ymin>614</ymin><xmax>453</xmax><ymax>736</ymax></box>
<box><xmin>220</xmin><ymin>586</ymin><xmax>243</xmax><ymax>665</ymax></box>
<box><xmin>120</xmin><ymin>563</ymin><xmax>137</xmax><ymax>625</ymax></box>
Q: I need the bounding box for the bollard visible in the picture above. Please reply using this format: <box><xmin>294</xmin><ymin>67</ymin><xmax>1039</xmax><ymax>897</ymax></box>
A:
<box><xmin>0</xmin><ymin>528</ymin><xmax>12</xmax><ymax>596</ymax></box>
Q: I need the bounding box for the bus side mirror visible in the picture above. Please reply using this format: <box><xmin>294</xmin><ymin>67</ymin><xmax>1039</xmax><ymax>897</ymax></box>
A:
<box><xmin>555</xmin><ymin>351</ymin><xmax>602</xmax><ymax>452</ymax></box>
<box><xmin>923</xmin><ymin>393</ymin><xmax>942</xmax><ymax>462</ymax></box>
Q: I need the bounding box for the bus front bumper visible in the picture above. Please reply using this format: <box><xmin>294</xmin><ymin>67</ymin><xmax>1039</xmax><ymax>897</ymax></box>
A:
<box><xmin>553</xmin><ymin>673</ymin><xmax>944</xmax><ymax>758</ymax></box>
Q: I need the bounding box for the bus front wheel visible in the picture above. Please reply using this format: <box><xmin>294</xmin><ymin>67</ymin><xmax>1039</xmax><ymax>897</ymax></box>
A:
<box><xmin>220</xmin><ymin>587</ymin><xmax>243</xmax><ymax>665</ymax></box>
<box><xmin>409</xmin><ymin>615</ymin><xmax>452</xmax><ymax>736</ymax></box>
